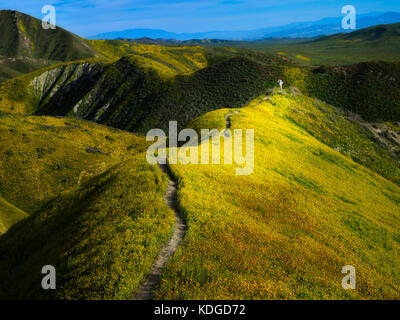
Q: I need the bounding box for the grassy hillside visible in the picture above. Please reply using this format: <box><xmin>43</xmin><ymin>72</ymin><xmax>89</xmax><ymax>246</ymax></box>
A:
<box><xmin>1</xmin><ymin>54</ymin><xmax>398</xmax><ymax>132</ymax></box>
<box><xmin>0</xmin><ymin>39</ymin><xmax>210</xmax><ymax>116</ymax></box>
<box><xmin>281</xmin><ymin>62</ymin><xmax>400</xmax><ymax>122</ymax></box>
<box><xmin>262</xmin><ymin>92</ymin><xmax>400</xmax><ymax>185</ymax></box>
<box><xmin>0</xmin><ymin>10</ymin><xmax>97</xmax><ymax>81</ymax></box>
<box><xmin>0</xmin><ymin>10</ymin><xmax>399</xmax><ymax>301</ymax></box>
<box><xmin>129</xmin><ymin>54</ymin><xmax>286</xmax><ymax>133</ymax></box>
<box><xmin>88</xmin><ymin>39</ymin><xmax>208</xmax><ymax>75</ymax></box>
<box><xmin>0</xmin><ymin>56</ymin><xmax>53</xmax><ymax>82</ymax></box>
<box><xmin>0</xmin><ymin>195</ymin><xmax>27</xmax><ymax>235</ymax></box>
<box><xmin>98</xmin><ymin>23</ymin><xmax>400</xmax><ymax>67</ymax></box>
<box><xmin>2</xmin><ymin>15</ymin><xmax>398</xmax><ymax>127</ymax></box>
<box><xmin>0</xmin><ymin>17</ymin><xmax>399</xmax><ymax>300</ymax></box>
<box><xmin>1</xmin><ymin>10</ymin><xmax>400</xmax><ymax>83</ymax></box>
<box><xmin>0</xmin><ymin>50</ymin><xmax>289</xmax><ymax>133</ymax></box>
<box><xmin>0</xmin><ymin>158</ymin><xmax>174</xmax><ymax>300</ymax></box>
<box><xmin>311</xmin><ymin>23</ymin><xmax>400</xmax><ymax>49</ymax></box>
<box><xmin>1</xmin><ymin>113</ymin><xmax>122</xmax><ymax>213</ymax></box>
<box><xmin>0</xmin><ymin>113</ymin><xmax>175</xmax><ymax>299</ymax></box>
<box><xmin>242</xmin><ymin>23</ymin><xmax>400</xmax><ymax>66</ymax></box>
<box><xmin>155</xmin><ymin>91</ymin><xmax>400</xmax><ymax>299</ymax></box>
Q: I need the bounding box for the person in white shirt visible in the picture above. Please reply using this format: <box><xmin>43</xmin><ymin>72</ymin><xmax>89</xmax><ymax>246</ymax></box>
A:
<box><xmin>278</xmin><ymin>79</ymin><xmax>284</xmax><ymax>91</ymax></box>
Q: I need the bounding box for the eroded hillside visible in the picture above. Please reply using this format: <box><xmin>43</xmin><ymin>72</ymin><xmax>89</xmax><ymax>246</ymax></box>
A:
<box><xmin>0</xmin><ymin>50</ymin><xmax>288</xmax><ymax>133</ymax></box>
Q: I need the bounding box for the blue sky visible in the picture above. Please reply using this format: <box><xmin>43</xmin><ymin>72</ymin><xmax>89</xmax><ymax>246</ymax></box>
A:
<box><xmin>1</xmin><ymin>0</ymin><xmax>399</xmax><ymax>37</ymax></box>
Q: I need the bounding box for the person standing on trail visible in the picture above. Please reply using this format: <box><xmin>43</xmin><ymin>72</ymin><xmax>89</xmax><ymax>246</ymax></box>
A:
<box><xmin>278</xmin><ymin>79</ymin><xmax>284</xmax><ymax>91</ymax></box>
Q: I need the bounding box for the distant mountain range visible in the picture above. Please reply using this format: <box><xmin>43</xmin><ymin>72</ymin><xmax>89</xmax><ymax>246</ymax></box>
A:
<box><xmin>89</xmin><ymin>11</ymin><xmax>400</xmax><ymax>41</ymax></box>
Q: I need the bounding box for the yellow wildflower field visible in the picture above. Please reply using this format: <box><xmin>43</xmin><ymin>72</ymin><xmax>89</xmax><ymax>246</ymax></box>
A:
<box><xmin>156</xmin><ymin>92</ymin><xmax>400</xmax><ymax>299</ymax></box>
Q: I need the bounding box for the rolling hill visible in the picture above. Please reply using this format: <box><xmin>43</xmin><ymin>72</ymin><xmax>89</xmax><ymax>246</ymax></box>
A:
<box><xmin>310</xmin><ymin>22</ymin><xmax>400</xmax><ymax>47</ymax></box>
<box><xmin>0</xmin><ymin>10</ymin><xmax>98</xmax><ymax>82</ymax></box>
<box><xmin>0</xmin><ymin>114</ymin><xmax>174</xmax><ymax>299</ymax></box>
<box><xmin>0</xmin><ymin>53</ymin><xmax>399</xmax><ymax>134</ymax></box>
<box><xmin>0</xmin><ymin>10</ymin><xmax>399</xmax><ymax>300</ymax></box>
<box><xmin>0</xmin><ymin>47</ymin><xmax>290</xmax><ymax>133</ymax></box>
<box><xmin>1</xmin><ymin>89</ymin><xmax>399</xmax><ymax>299</ymax></box>
<box><xmin>247</xmin><ymin>23</ymin><xmax>400</xmax><ymax>66</ymax></box>
<box><xmin>282</xmin><ymin>61</ymin><xmax>400</xmax><ymax>122</ymax></box>
<box><xmin>156</xmin><ymin>91</ymin><xmax>400</xmax><ymax>299</ymax></box>
<box><xmin>0</xmin><ymin>195</ymin><xmax>27</xmax><ymax>235</ymax></box>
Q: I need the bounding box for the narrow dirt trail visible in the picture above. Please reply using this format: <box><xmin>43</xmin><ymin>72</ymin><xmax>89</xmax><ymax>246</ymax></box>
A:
<box><xmin>134</xmin><ymin>163</ymin><xmax>186</xmax><ymax>300</ymax></box>
<box><xmin>135</xmin><ymin>110</ymin><xmax>238</xmax><ymax>300</ymax></box>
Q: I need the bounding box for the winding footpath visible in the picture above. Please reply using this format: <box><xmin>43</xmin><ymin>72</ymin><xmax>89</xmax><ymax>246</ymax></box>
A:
<box><xmin>135</xmin><ymin>111</ymin><xmax>238</xmax><ymax>300</ymax></box>
<box><xmin>134</xmin><ymin>164</ymin><xmax>186</xmax><ymax>300</ymax></box>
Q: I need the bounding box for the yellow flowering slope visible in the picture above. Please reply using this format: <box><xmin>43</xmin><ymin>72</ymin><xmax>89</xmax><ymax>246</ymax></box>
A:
<box><xmin>156</xmin><ymin>92</ymin><xmax>400</xmax><ymax>300</ymax></box>
<box><xmin>0</xmin><ymin>114</ymin><xmax>174</xmax><ymax>299</ymax></box>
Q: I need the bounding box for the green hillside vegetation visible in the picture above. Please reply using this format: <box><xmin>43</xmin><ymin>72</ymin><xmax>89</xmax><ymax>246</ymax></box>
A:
<box><xmin>0</xmin><ymin>11</ymin><xmax>399</xmax><ymax>300</ymax></box>
<box><xmin>311</xmin><ymin>23</ymin><xmax>400</xmax><ymax>49</ymax></box>
<box><xmin>87</xmin><ymin>38</ymin><xmax>288</xmax><ymax>72</ymax></box>
<box><xmin>243</xmin><ymin>23</ymin><xmax>400</xmax><ymax>66</ymax></box>
<box><xmin>1</xmin><ymin>9</ymin><xmax>400</xmax><ymax>83</ymax></box>
<box><xmin>0</xmin><ymin>58</ymin><xmax>105</xmax><ymax>115</ymax></box>
<box><xmin>0</xmin><ymin>113</ymin><xmax>175</xmax><ymax>299</ymax></box>
<box><xmin>0</xmin><ymin>158</ymin><xmax>174</xmax><ymax>300</ymax></box>
<box><xmin>132</xmin><ymin>54</ymin><xmax>286</xmax><ymax>133</ymax></box>
<box><xmin>1</xmin><ymin>52</ymin><xmax>398</xmax><ymax>132</ymax></box>
<box><xmin>0</xmin><ymin>56</ymin><xmax>53</xmax><ymax>83</ymax></box>
<box><xmin>0</xmin><ymin>195</ymin><xmax>27</xmax><ymax>235</ymax></box>
<box><xmin>156</xmin><ymin>92</ymin><xmax>400</xmax><ymax>299</ymax></box>
<box><xmin>88</xmin><ymin>39</ymin><xmax>208</xmax><ymax>75</ymax></box>
<box><xmin>0</xmin><ymin>10</ymin><xmax>98</xmax><ymax>81</ymax></box>
<box><xmin>2</xmin><ymin>13</ymin><xmax>398</xmax><ymax>129</ymax></box>
<box><xmin>262</xmin><ymin>91</ymin><xmax>400</xmax><ymax>185</ymax></box>
<box><xmin>0</xmin><ymin>49</ymin><xmax>289</xmax><ymax>133</ymax></box>
<box><xmin>1</xmin><ymin>113</ymin><xmax>122</xmax><ymax>213</ymax></box>
<box><xmin>281</xmin><ymin>61</ymin><xmax>400</xmax><ymax>122</ymax></box>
